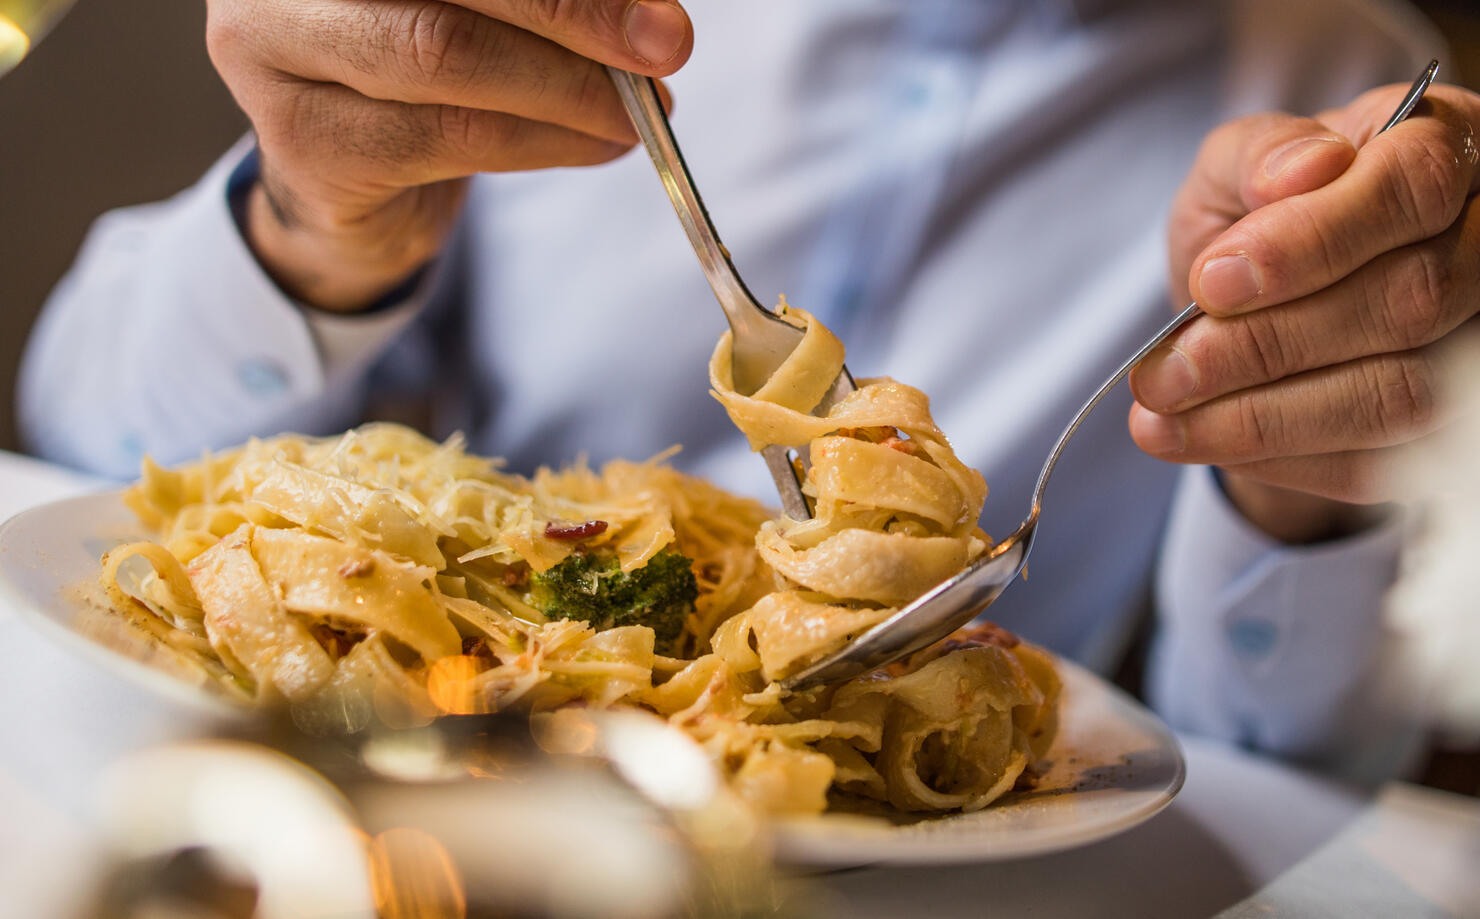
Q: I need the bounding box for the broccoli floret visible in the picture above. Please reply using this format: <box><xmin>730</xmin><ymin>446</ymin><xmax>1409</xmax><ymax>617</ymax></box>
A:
<box><xmin>526</xmin><ymin>547</ymin><xmax>697</xmax><ymax>653</ymax></box>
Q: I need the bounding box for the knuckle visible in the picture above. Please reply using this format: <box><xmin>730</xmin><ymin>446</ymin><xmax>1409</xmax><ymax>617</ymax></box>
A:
<box><xmin>1235</xmin><ymin>394</ymin><xmax>1284</xmax><ymax>458</ymax></box>
<box><xmin>254</xmin><ymin>82</ymin><xmax>315</xmax><ymax>155</ymax></box>
<box><xmin>1229</xmin><ymin>312</ymin><xmax>1293</xmax><ymax>383</ymax></box>
<box><xmin>1380</xmin><ymin>136</ymin><xmax>1467</xmax><ymax>237</ymax></box>
<box><xmin>436</xmin><ymin>105</ymin><xmax>507</xmax><ymax>158</ymax></box>
<box><xmin>1366</xmin><ymin>355</ymin><xmax>1437</xmax><ymax>442</ymax></box>
<box><xmin>204</xmin><ymin>3</ymin><xmax>255</xmax><ymax>73</ymax></box>
<box><xmin>1386</xmin><ymin>246</ymin><xmax>1454</xmax><ymax>348</ymax></box>
<box><xmin>566</xmin><ymin>62</ymin><xmax>610</xmax><ymax>118</ymax></box>
<box><xmin>519</xmin><ymin>0</ymin><xmax>626</xmax><ymax>42</ymax></box>
<box><xmin>523</xmin><ymin>0</ymin><xmax>588</xmax><ymax>32</ymax></box>
<box><xmin>1280</xmin><ymin>197</ymin><xmax>1348</xmax><ymax>281</ymax></box>
<box><xmin>402</xmin><ymin>2</ymin><xmax>489</xmax><ymax>90</ymax></box>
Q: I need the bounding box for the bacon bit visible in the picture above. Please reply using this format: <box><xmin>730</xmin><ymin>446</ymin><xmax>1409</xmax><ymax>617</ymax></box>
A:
<box><xmin>879</xmin><ymin>435</ymin><xmax>918</xmax><ymax>456</ymax></box>
<box><xmin>310</xmin><ymin>624</ymin><xmax>358</xmax><ymax>660</ymax></box>
<box><xmin>544</xmin><ymin>519</ymin><xmax>609</xmax><ymax>541</ymax></box>
<box><xmin>462</xmin><ymin>635</ymin><xmax>490</xmax><ymax>659</ymax></box>
<box><xmin>502</xmin><ymin>565</ymin><xmax>529</xmax><ymax>589</ymax></box>
<box><xmin>337</xmin><ymin>557</ymin><xmax>375</xmax><ymax>578</ymax></box>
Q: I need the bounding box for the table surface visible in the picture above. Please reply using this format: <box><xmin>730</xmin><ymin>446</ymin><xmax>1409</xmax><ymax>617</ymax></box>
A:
<box><xmin>2</xmin><ymin>451</ymin><xmax>1477</xmax><ymax>919</ymax></box>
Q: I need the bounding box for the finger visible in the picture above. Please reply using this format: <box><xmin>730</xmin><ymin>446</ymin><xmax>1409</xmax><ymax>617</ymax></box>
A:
<box><xmin>1128</xmin><ymin>347</ymin><xmax>1446</xmax><ymax>465</ymax></box>
<box><xmin>241</xmin><ymin>0</ymin><xmax>656</xmax><ymax>145</ymax></box>
<box><xmin>461</xmin><ymin>0</ymin><xmax>693</xmax><ymax>72</ymax></box>
<box><xmin>1181</xmin><ymin>113</ymin><xmax>1358</xmax><ymax>217</ymax></box>
<box><xmin>1132</xmin><ymin>194</ymin><xmax>1480</xmax><ymax>413</ymax></box>
<box><xmin>1167</xmin><ymin>113</ymin><xmax>1356</xmax><ymax>303</ymax></box>
<box><xmin>257</xmin><ymin>81</ymin><xmax>631</xmax><ymax>205</ymax></box>
<box><xmin>1220</xmin><ymin>447</ymin><xmax>1409</xmax><ymax>505</ymax></box>
<box><xmin>1191</xmin><ymin>84</ymin><xmax>1480</xmax><ymax>316</ymax></box>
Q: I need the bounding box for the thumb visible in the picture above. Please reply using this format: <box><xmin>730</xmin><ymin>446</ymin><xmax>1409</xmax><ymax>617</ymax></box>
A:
<box><xmin>1167</xmin><ymin>114</ymin><xmax>1356</xmax><ymax>304</ymax></box>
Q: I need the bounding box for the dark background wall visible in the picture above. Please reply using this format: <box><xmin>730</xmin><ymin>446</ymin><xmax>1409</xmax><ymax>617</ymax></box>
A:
<box><xmin>0</xmin><ymin>1</ymin><xmax>246</xmax><ymax>453</ymax></box>
<box><xmin>1</xmin><ymin>1</ymin><xmax>1477</xmax><ymax>455</ymax></box>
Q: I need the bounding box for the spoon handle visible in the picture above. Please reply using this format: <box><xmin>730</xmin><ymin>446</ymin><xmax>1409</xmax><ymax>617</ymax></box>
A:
<box><xmin>1028</xmin><ymin>302</ymin><xmax>1200</xmax><ymax>516</ymax></box>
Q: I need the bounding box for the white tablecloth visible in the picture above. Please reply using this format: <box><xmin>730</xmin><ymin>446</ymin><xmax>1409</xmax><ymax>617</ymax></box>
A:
<box><xmin>2</xmin><ymin>450</ymin><xmax>1477</xmax><ymax>918</ymax></box>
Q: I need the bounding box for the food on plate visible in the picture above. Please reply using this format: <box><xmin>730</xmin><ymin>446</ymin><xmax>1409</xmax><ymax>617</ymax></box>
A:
<box><xmin>100</xmin><ymin>304</ymin><xmax>1058</xmax><ymax>815</ymax></box>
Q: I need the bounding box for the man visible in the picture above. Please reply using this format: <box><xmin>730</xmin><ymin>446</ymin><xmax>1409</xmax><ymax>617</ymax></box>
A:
<box><xmin>19</xmin><ymin>0</ymin><xmax>1476</xmax><ymax>775</ymax></box>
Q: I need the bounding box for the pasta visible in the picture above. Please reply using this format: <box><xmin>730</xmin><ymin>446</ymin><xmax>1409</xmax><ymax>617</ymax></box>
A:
<box><xmin>100</xmin><ymin>303</ymin><xmax>1059</xmax><ymax>816</ymax></box>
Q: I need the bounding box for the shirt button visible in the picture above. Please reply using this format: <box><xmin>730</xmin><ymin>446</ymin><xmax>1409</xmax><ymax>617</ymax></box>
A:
<box><xmin>236</xmin><ymin>358</ymin><xmax>290</xmax><ymax>398</ymax></box>
<box><xmin>1226</xmin><ymin>618</ymin><xmax>1279</xmax><ymax>659</ymax></box>
<box><xmin>899</xmin><ymin>80</ymin><xmax>930</xmax><ymax>109</ymax></box>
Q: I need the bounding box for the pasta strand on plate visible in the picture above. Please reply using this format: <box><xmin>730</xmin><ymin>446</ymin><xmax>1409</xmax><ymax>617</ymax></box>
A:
<box><xmin>101</xmin><ymin>303</ymin><xmax>1058</xmax><ymax>815</ymax></box>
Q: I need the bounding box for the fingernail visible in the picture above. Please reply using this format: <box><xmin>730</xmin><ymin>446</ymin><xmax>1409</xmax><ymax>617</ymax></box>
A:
<box><xmin>1199</xmin><ymin>254</ymin><xmax>1261</xmax><ymax>311</ymax></box>
<box><xmin>1134</xmin><ymin>345</ymin><xmax>1198</xmax><ymax>411</ymax></box>
<box><xmin>1263</xmin><ymin>137</ymin><xmax>1343</xmax><ymax>179</ymax></box>
<box><xmin>624</xmin><ymin>0</ymin><xmax>687</xmax><ymax>65</ymax></box>
<box><xmin>1130</xmin><ymin>407</ymin><xmax>1186</xmax><ymax>456</ymax></box>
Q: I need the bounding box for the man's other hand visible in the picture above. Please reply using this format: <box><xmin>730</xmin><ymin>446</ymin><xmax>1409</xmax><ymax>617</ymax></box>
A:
<box><xmin>1131</xmin><ymin>80</ymin><xmax>1480</xmax><ymax>542</ymax></box>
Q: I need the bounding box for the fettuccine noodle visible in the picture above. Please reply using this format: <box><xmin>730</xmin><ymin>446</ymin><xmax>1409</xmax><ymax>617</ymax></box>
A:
<box><xmin>101</xmin><ymin>303</ymin><xmax>1058</xmax><ymax>815</ymax></box>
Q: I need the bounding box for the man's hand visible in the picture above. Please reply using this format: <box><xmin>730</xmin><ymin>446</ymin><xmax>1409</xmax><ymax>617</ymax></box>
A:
<box><xmin>1130</xmin><ymin>81</ymin><xmax>1480</xmax><ymax>542</ymax></box>
<box><xmin>206</xmin><ymin>0</ymin><xmax>692</xmax><ymax>310</ymax></box>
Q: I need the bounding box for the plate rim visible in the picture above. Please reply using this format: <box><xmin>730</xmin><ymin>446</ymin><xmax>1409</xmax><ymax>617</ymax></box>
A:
<box><xmin>0</xmin><ymin>491</ymin><xmax>247</xmax><ymax>718</ymax></box>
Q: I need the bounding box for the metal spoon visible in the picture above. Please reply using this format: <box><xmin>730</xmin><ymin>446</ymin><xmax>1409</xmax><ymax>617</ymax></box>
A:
<box><xmin>782</xmin><ymin>58</ymin><xmax>1441</xmax><ymax>691</ymax></box>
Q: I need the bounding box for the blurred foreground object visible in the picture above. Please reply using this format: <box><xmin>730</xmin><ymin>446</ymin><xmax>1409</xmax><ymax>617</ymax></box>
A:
<box><xmin>81</xmin><ymin>710</ymin><xmax>800</xmax><ymax>919</ymax></box>
<box><xmin>0</xmin><ymin>0</ymin><xmax>77</xmax><ymax>76</ymax></box>
<box><xmin>1388</xmin><ymin>337</ymin><xmax>1480</xmax><ymax>744</ymax></box>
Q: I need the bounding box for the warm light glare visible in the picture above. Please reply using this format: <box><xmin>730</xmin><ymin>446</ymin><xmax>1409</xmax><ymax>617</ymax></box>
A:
<box><xmin>0</xmin><ymin>14</ymin><xmax>29</xmax><ymax>75</ymax></box>
<box><xmin>427</xmin><ymin>654</ymin><xmax>490</xmax><ymax>716</ymax></box>
<box><xmin>369</xmin><ymin>827</ymin><xmax>467</xmax><ymax>919</ymax></box>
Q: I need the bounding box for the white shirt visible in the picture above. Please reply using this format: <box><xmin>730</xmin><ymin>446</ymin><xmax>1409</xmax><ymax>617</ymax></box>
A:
<box><xmin>18</xmin><ymin>0</ymin><xmax>1443</xmax><ymax>773</ymax></box>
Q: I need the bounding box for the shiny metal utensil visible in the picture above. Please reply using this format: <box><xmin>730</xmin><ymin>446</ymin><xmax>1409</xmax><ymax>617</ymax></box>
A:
<box><xmin>783</xmin><ymin>59</ymin><xmax>1441</xmax><ymax>691</ymax></box>
<box><xmin>608</xmin><ymin>67</ymin><xmax>855</xmax><ymax>520</ymax></box>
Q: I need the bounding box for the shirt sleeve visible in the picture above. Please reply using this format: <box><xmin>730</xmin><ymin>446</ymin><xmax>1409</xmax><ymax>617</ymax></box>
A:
<box><xmin>17</xmin><ymin>137</ymin><xmax>438</xmax><ymax>478</ymax></box>
<box><xmin>1147</xmin><ymin>464</ymin><xmax>1422</xmax><ymax>781</ymax></box>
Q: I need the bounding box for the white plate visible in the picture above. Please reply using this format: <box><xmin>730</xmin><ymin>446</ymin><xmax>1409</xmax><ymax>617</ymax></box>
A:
<box><xmin>0</xmin><ymin>490</ymin><xmax>245</xmax><ymax>715</ymax></box>
<box><xmin>773</xmin><ymin>657</ymin><xmax>1184</xmax><ymax>866</ymax></box>
<box><xmin>0</xmin><ymin>491</ymin><xmax>1184</xmax><ymax>866</ymax></box>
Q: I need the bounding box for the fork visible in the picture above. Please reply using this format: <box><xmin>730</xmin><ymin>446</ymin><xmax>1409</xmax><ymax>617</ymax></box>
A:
<box><xmin>607</xmin><ymin>67</ymin><xmax>856</xmax><ymax>520</ymax></box>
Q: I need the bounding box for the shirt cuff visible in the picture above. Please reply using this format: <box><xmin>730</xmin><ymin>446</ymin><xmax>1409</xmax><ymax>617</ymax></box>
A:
<box><xmin>221</xmin><ymin>142</ymin><xmax>434</xmax><ymax>379</ymax></box>
<box><xmin>1148</xmin><ymin>465</ymin><xmax>1416</xmax><ymax>775</ymax></box>
<box><xmin>21</xmin><ymin>136</ymin><xmax>437</xmax><ymax>476</ymax></box>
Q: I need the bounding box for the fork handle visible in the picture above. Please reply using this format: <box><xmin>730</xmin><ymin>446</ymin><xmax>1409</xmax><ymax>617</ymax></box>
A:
<box><xmin>607</xmin><ymin>68</ymin><xmax>765</xmax><ymax>333</ymax></box>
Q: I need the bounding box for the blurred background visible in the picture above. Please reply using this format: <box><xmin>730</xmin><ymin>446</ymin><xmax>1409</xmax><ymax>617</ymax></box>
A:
<box><xmin>0</xmin><ymin>0</ymin><xmax>1478</xmax><ymax>453</ymax></box>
